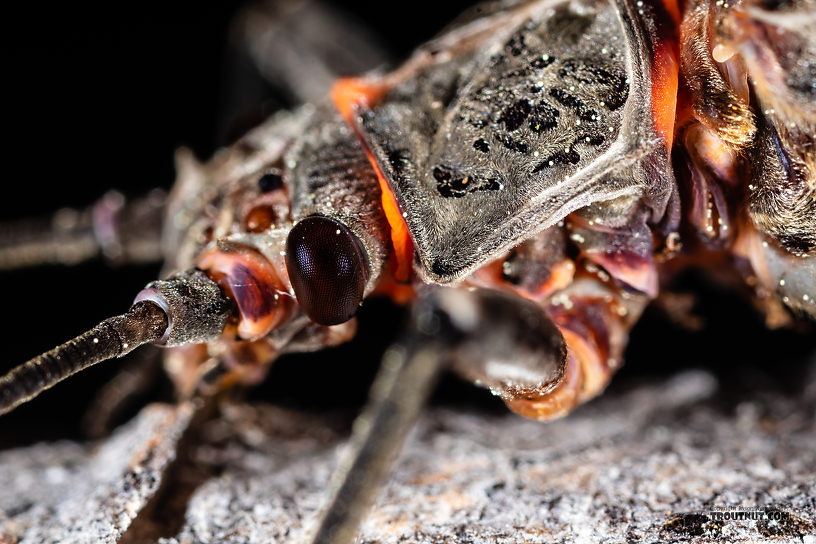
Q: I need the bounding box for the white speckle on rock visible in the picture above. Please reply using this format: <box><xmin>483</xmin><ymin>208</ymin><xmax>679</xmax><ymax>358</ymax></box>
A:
<box><xmin>3</xmin><ymin>363</ymin><xmax>816</xmax><ymax>544</ymax></box>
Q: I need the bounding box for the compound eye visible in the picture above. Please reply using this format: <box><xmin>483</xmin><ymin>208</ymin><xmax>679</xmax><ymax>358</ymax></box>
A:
<box><xmin>285</xmin><ymin>215</ymin><xmax>368</xmax><ymax>326</ymax></box>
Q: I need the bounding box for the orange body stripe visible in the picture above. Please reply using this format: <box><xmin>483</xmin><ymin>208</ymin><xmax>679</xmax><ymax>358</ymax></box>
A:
<box><xmin>651</xmin><ymin>41</ymin><xmax>679</xmax><ymax>150</ymax></box>
<box><xmin>649</xmin><ymin>0</ymin><xmax>680</xmax><ymax>150</ymax></box>
<box><xmin>331</xmin><ymin>77</ymin><xmax>388</xmax><ymax>122</ymax></box>
<box><xmin>370</xmin><ymin>152</ymin><xmax>413</xmax><ymax>282</ymax></box>
<box><xmin>658</xmin><ymin>0</ymin><xmax>681</xmax><ymax>26</ymax></box>
<box><xmin>331</xmin><ymin>78</ymin><xmax>414</xmax><ymax>283</ymax></box>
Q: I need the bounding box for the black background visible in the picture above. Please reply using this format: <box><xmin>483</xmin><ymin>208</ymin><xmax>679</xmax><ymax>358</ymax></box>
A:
<box><xmin>1</xmin><ymin>1</ymin><xmax>813</xmax><ymax>446</ymax></box>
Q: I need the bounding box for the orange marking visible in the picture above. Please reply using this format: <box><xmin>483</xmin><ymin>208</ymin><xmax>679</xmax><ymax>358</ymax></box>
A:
<box><xmin>506</xmin><ymin>318</ymin><xmax>618</xmax><ymax>421</ymax></box>
<box><xmin>532</xmin><ymin>260</ymin><xmax>576</xmax><ymax>299</ymax></box>
<box><xmin>649</xmin><ymin>0</ymin><xmax>680</xmax><ymax>150</ymax></box>
<box><xmin>332</xmin><ymin>77</ymin><xmax>414</xmax><ymax>283</ymax></box>
<box><xmin>505</xmin><ymin>352</ymin><xmax>582</xmax><ymax>421</ymax></box>
<box><xmin>470</xmin><ymin>254</ymin><xmax>576</xmax><ymax>302</ymax></box>
<box><xmin>561</xmin><ymin>328</ymin><xmax>610</xmax><ymax>401</ymax></box>
<box><xmin>331</xmin><ymin>77</ymin><xmax>389</xmax><ymax>122</ymax></box>
<box><xmin>651</xmin><ymin>40</ymin><xmax>679</xmax><ymax>150</ymax></box>
<box><xmin>658</xmin><ymin>0</ymin><xmax>680</xmax><ymax>25</ymax></box>
<box><xmin>369</xmin><ymin>151</ymin><xmax>414</xmax><ymax>282</ymax></box>
<box><xmin>371</xmin><ymin>268</ymin><xmax>416</xmax><ymax>305</ymax></box>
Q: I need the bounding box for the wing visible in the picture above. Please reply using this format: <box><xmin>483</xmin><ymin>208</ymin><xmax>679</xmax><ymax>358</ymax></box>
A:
<box><xmin>348</xmin><ymin>0</ymin><xmax>676</xmax><ymax>283</ymax></box>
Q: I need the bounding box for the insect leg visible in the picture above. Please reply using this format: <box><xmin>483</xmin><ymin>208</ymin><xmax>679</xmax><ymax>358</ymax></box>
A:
<box><xmin>510</xmin><ymin>279</ymin><xmax>645</xmax><ymax>420</ymax></box>
<box><xmin>463</xmin><ymin>217</ymin><xmax>654</xmax><ymax>420</ymax></box>
<box><xmin>448</xmin><ymin>275</ymin><xmax>645</xmax><ymax>421</ymax></box>
<box><xmin>718</xmin><ymin>0</ymin><xmax>816</xmax><ymax>259</ymax></box>
<box><xmin>220</xmin><ymin>0</ymin><xmax>390</xmax><ymax>138</ymax></box>
<box><xmin>308</xmin><ymin>288</ymin><xmax>446</xmax><ymax>544</ymax></box>
<box><xmin>0</xmin><ymin>189</ymin><xmax>166</xmax><ymax>271</ymax></box>
<box><xmin>309</xmin><ymin>286</ymin><xmax>570</xmax><ymax>544</ymax></box>
<box><xmin>677</xmin><ymin>0</ymin><xmax>815</xmax><ymax>318</ymax></box>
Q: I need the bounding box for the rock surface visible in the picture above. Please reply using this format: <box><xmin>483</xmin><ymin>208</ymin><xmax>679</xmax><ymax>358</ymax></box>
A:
<box><xmin>1</xmin><ymin>365</ymin><xmax>815</xmax><ymax>543</ymax></box>
<box><xmin>0</xmin><ymin>403</ymin><xmax>194</xmax><ymax>544</ymax></box>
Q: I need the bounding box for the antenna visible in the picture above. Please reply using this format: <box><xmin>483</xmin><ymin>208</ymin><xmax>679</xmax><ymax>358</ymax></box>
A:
<box><xmin>0</xmin><ymin>269</ymin><xmax>232</xmax><ymax>416</ymax></box>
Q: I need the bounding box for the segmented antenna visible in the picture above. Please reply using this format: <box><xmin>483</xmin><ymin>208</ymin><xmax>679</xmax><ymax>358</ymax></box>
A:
<box><xmin>0</xmin><ymin>302</ymin><xmax>167</xmax><ymax>416</ymax></box>
<box><xmin>0</xmin><ymin>269</ymin><xmax>232</xmax><ymax>416</ymax></box>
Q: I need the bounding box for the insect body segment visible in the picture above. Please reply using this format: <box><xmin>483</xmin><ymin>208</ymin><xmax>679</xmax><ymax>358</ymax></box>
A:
<box><xmin>197</xmin><ymin>246</ymin><xmax>293</xmax><ymax>340</ymax></box>
<box><xmin>4</xmin><ymin>0</ymin><xmax>812</xmax><ymax>424</ymax></box>
<box><xmin>349</xmin><ymin>0</ymin><xmax>676</xmax><ymax>286</ymax></box>
<box><xmin>319</xmin><ymin>0</ymin><xmax>680</xmax><ymax>420</ymax></box>
<box><xmin>0</xmin><ymin>1</ymin><xmax>815</xmax><ymax>543</ymax></box>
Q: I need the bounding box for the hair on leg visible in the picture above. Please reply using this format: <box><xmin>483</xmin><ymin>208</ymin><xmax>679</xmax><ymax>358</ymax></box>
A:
<box><xmin>0</xmin><ymin>189</ymin><xmax>166</xmax><ymax>271</ymax></box>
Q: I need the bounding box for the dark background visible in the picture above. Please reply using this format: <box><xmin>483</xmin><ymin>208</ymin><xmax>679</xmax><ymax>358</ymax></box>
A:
<box><xmin>1</xmin><ymin>1</ymin><xmax>813</xmax><ymax>446</ymax></box>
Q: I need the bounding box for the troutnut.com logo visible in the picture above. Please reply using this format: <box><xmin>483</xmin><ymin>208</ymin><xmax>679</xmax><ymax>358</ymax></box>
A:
<box><xmin>662</xmin><ymin>506</ymin><xmax>814</xmax><ymax>539</ymax></box>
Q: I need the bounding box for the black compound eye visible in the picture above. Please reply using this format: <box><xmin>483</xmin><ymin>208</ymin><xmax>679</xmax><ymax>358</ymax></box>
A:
<box><xmin>285</xmin><ymin>215</ymin><xmax>368</xmax><ymax>326</ymax></box>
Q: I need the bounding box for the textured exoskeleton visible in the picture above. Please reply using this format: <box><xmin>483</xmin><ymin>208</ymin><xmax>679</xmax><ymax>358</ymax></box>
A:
<box><xmin>158</xmin><ymin>0</ymin><xmax>814</xmax><ymax>421</ymax></box>
<box><xmin>0</xmin><ymin>0</ymin><xmax>813</xmax><ymax>543</ymax></box>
